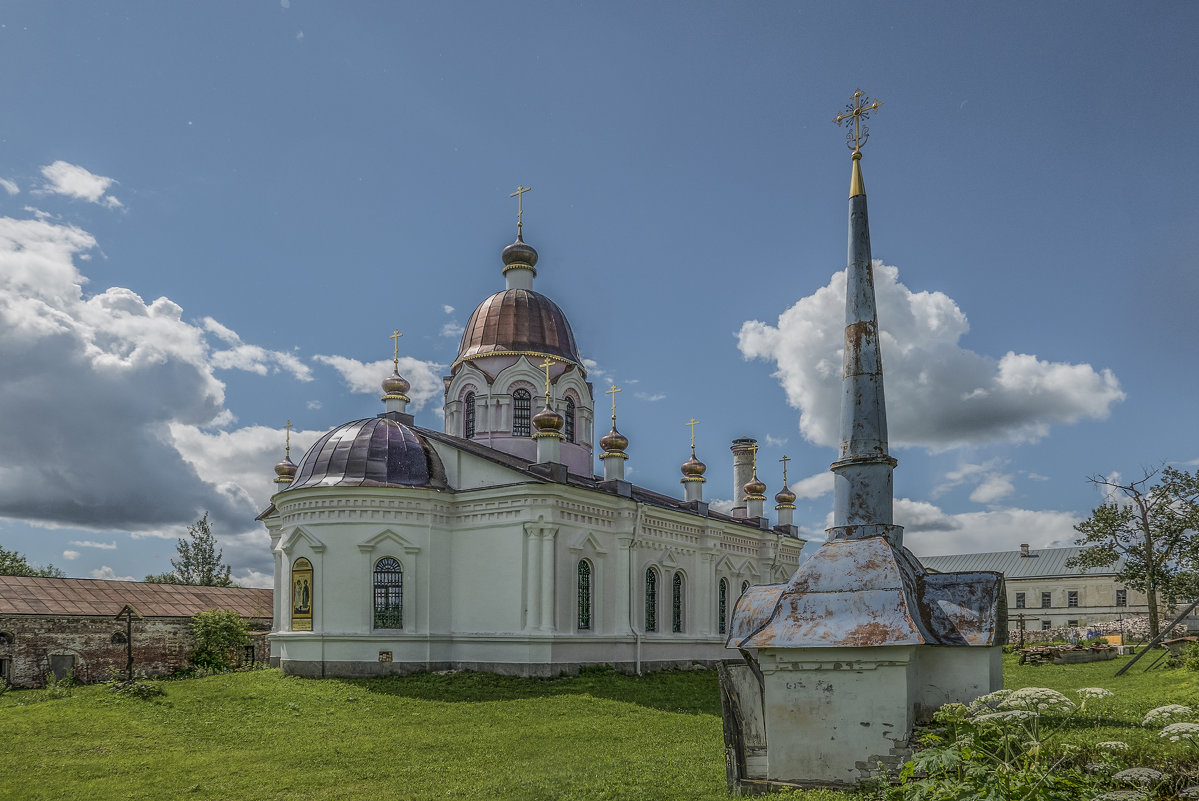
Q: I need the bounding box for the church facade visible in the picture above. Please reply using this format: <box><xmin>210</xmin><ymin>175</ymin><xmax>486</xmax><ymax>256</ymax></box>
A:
<box><xmin>260</xmin><ymin>221</ymin><xmax>805</xmax><ymax>677</ymax></box>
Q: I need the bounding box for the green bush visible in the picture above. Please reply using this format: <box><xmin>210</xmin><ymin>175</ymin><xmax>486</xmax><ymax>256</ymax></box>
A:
<box><xmin>187</xmin><ymin>609</ymin><xmax>249</xmax><ymax>672</ymax></box>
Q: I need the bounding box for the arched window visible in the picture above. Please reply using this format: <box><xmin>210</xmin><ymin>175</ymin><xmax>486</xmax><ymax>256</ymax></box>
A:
<box><xmin>564</xmin><ymin>397</ymin><xmax>576</xmax><ymax>443</ymax></box>
<box><xmin>577</xmin><ymin>559</ymin><xmax>593</xmax><ymax>631</ymax></box>
<box><xmin>512</xmin><ymin>389</ymin><xmax>532</xmax><ymax>437</ymax></box>
<box><xmin>672</xmin><ymin>572</ymin><xmax>685</xmax><ymax>633</ymax></box>
<box><xmin>718</xmin><ymin>578</ymin><xmax>728</xmax><ymax>635</ymax></box>
<box><xmin>645</xmin><ymin>567</ymin><xmax>659</xmax><ymax>632</ymax></box>
<box><xmin>111</xmin><ymin>631</ymin><xmax>127</xmax><ymax>645</ymax></box>
<box><xmin>291</xmin><ymin>557</ymin><xmax>314</xmax><ymax>631</ymax></box>
<box><xmin>373</xmin><ymin>557</ymin><xmax>403</xmax><ymax>629</ymax></box>
<box><xmin>463</xmin><ymin>391</ymin><xmax>476</xmax><ymax>438</ymax></box>
<box><xmin>741</xmin><ymin>580</ymin><xmax>750</xmax><ymax>597</ymax></box>
<box><xmin>0</xmin><ymin>632</ymin><xmax>13</xmax><ymax>646</ymax></box>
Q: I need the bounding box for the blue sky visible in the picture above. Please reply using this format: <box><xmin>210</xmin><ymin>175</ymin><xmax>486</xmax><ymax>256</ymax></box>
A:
<box><xmin>0</xmin><ymin>2</ymin><xmax>1195</xmax><ymax>586</ymax></box>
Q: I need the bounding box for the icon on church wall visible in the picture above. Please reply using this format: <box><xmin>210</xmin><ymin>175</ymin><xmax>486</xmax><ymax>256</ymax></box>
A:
<box><xmin>291</xmin><ymin>557</ymin><xmax>314</xmax><ymax>631</ymax></box>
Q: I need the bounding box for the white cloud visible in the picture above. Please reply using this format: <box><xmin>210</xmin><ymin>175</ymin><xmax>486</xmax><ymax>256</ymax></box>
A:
<box><xmin>969</xmin><ymin>473</ymin><xmax>1016</xmax><ymax>505</ymax></box>
<box><xmin>312</xmin><ymin>354</ymin><xmax>445</xmax><ymax>412</ymax></box>
<box><xmin>0</xmin><ymin>178</ymin><xmax>17</xmax><ymax>195</ymax></box>
<box><xmin>635</xmin><ymin>392</ymin><xmax>666</xmax><ymax>402</ymax></box>
<box><xmin>440</xmin><ymin>322</ymin><xmax>464</xmax><ymax>339</ymax></box>
<box><xmin>442</xmin><ymin>305</ymin><xmax>455</xmax><ymax>315</ymax></box>
<box><xmin>306</xmin><ymin>400</ymin><xmax>322</xmax><ymax>410</ymax></box>
<box><xmin>70</xmin><ymin>540</ymin><xmax>117</xmax><ymax>550</ymax></box>
<box><xmin>235</xmin><ymin>568</ymin><xmax>273</xmax><ymax>589</ymax></box>
<box><xmin>708</xmin><ymin>497</ymin><xmax>736</xmax><ymax>514</ymax></box>
<box><xmin>202</xmin><ymin>317</ymin><xmax>313</xmax><ymax>381</ymax></box>
<box><xmin>790</xmin><ymin>471</ymin><xmax>833</xmax><ymax>500</ymax></box>
<box><xmin>764</xmin><ymin>434</ymin><xmax>788</xmax><ymax>448</ymax></box>
<box><xmin>738</xmin><ymin>262</ymin><xmax>1125</xmax><ymax>450</ymax></box>
<box><xmin>91</xmin><ymin>565</ymin><xmax>136</xmax><ymax>581</ymax></box>
<box><xmin>62</xmin><ymin>550</ymin><xmax>80</xmax><ymax>560</ymax></box>
<box><xmin>896</xmin><ymin>497</ymin><xmax>1082</xmax><ymax>557</ymax></box>
<box><xmin>38</xmin><ymin>161</ymin><xmax>123</xmax><ymax>209</ymax></box>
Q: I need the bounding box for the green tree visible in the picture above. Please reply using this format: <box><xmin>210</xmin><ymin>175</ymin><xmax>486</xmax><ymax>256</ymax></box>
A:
<box><xmin>0</xmin><ymin>545</ymin><xmax>65</xmax><ymax>578</ymax></box>
<box><xmin>145</xmin><ymin>513</ymin><xmax>233</xmax><ymax>586</ymax></box>
<box><xmin>188</xmin><ymin>609</ymin><xmax>250</xmax><ymax>671</ymax></box>
<box><xmin>1067</xmin><ymin>466</ymin><xmax>1199</xmax><ymax>639</ymax></box>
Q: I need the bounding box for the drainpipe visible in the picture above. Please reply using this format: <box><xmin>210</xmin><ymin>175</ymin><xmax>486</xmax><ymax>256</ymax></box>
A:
<box><xmin>628</xmin><ymin>502</ymin><xmax>645</xmax><ymax>676</ymax></box>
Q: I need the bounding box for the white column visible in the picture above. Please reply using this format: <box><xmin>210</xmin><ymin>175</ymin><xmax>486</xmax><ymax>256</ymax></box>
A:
<box><xmin>615</xmin><ymin>537</ymin><xmax>632</xmax><ymax>635</ymax></box>
<box><xmin>524</xmin><ymin>527</ymin><xmax>540</xmax><ymax>631</ymax></box>
<box><xmin>539</xmin><ymin>529</ymin><xmax>556</xmax><ymax>632</ymax></box>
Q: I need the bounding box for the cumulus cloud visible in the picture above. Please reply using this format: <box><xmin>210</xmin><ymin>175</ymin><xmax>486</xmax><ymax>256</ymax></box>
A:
<box><xmin>235</xmin><ymin>568</ymin><xmax>273</xmax><ymax>589</ymax></box>
<box><xmin>442</xmin><ymin>305</ymin><xmax>455</xmax><ymax>315</ymax></box>
<box><xmin>0</xmin><ymin>178</ymin><xmax>17</xmax><ymax>195</ymax></box>
<box><xmin>70</xmin><ymin>540</ymin><xmax>117</xmax><ymax>550</ymax></box>
<box><xmin>969</xmin><ymin>473</ymin><xmax>1016</xmax><ymax>505</ymax></box>
<box><xmin>764</xmin><ymin>434</ymin><xmax>788</xmax><ymax>448</ymax></box>
<box><xmin>896</xmin><ymin>497</ymin><xmax>1082</xmax><ymax>556</ymax></box>
<box><xmin>790</xmin><ymin>471</ymin><xmax>833</xmax><ymax>500</ymax></box>
<box><xmin>312</xmin><ymin>354</ymin><xmax>445</xmax><ymax>412</ymax></box>
<box><xmin>635</xmin><ymin>392</ymin><xmax>666</xmax><ymax>402</ymax></box>
<box><xmin>738</xmin><ymin>262</ymin><xmax>1125</xmax><ymax>450</ymax></box>
<box><xmin>38</xmin><ymin>161</ymin><xmax>123</xmax><ymax>209</ymax></box>
<box><xmin>62</xmin><ymin>549</ymin><xmax>79</xmax><ymax>560</ymax></box>
<box><xmin>202</xmin><ymin>317</ymin><xmax>312</xmax><ymax>380</ymax></box>
<box><xmin>440</xmin><ymin>321</ymin><xmax>464</xmax><ymax>339</ymax></box>
<box><xmin>91</xmin><ymin>565</ymin><xmax>135</xmax><ymax>581</ymax></box>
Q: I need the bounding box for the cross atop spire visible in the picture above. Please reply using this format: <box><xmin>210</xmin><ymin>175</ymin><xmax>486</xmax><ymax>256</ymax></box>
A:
<box><xmin>606</xmin><ymin>384</ymin><xmax>621</xmax><ymax>422</ymax></box>
<box><xmin>834</xmin><ymin>88</ymin><xmax>883</xmax><ymax>156</ymax></box>
<box><xmin>509</xmin><ymin>185</ymin><xmax>532</xmax><ymax>237</ymax></box>
<box><xmin>686</xmin><ymin>417</ymin><xmax>700</xmax><ymax>453</ymax></box>
<box><xmin>390</xmin><ymin>329</ymin><xmax>403</xmax><ymax>372</ymax></box>
<box><xmin>779</xmin><ymin>454</ymin><xmax>790</xmax><ymax>484</ymax></box>
<box><xmin>283</xmin><ymin>419</ymin><xmax>294</xmax><ymax>459</ymax></box>
<box><xmin>538</xmin><ymin>357</ymin><xmax>554</xmax><ymax>404</ymax></box>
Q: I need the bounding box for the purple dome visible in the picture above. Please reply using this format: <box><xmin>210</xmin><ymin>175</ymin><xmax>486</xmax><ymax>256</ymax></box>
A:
<box><xmin>287</xmin><ymin>417</ymin><xmax>447</xmax><ymax>490</ymax></box>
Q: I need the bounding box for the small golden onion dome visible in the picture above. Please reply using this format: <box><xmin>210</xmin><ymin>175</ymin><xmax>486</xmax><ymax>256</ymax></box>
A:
<box><xmin>744</xmin><ymin>475</ymin><xmax>767</xmax><ymax>497</ymax></box>
<box><xmin>532</xmin><ymin>403</ymin><xmax>564</xmax><ymax>433</ymax></box>
<box><xmin>274</xmin><ymin>457</ymin><xmax>297</xmax><ymax>481</ymax></box>
<box><xmin>775</xmin><ymin>485</ymin><xmax>797</xmax><ymax>506</ymax></box>
<box><xmin>681</xmin><ymin>454</ymin><xmax>706</xmax><ymax>478</ymax></box>
<box><xmin>501</xmin><ymin>233</ymin><xmax>539</xmax><ymax>268</ymax></box>
<box><xmin>599</xmin><ymin>425</ymin><xmax>628</xmax><ymax>453</ymax></box>
<box><xmin>382</xmin><ymin>371</ymin><xmax>410</xmax><ymax>396</ymax></box>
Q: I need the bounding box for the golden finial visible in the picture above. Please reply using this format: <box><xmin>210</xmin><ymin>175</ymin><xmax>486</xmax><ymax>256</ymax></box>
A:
<box><xmin>834</xmin><ymin>88</ymin><xmax>882</xmax><ymax>198</ymax></box>
<box><xmin>509</xmin><ymin>185</ymin><xmax>532</xmax><ymax>237</ymax></box>
<box><xmin>390</xmin><ymin>329</ymin><xmax>403</xmax><ymax>373</ymax></box>
<box><xmin>686</xmin><ymin>418</ymin><xmax>700</xmax><ymax>453</ymax></box>
<box><xmin>779</xmin><ymin>454</ymin><xmax>790</xmax><ymax>485</ymax></box>
<box><xmin>538</xmin><ymin>357</ymin><xmax>554</xmax><ymax>404</ymax></box>
<box><xmin>749</xmin><ymin>441</ymin><xmax>760</xmax><ymax>476</ymax></box>
<box><xmin>605</xmin><ymin>384</ymin><xmax>621</xmax><ymax>423</ymax></box>
<box><xmin>283</xmin><ymin>419</ymin><xmax>294</xmax><ymax>460</ymax></box>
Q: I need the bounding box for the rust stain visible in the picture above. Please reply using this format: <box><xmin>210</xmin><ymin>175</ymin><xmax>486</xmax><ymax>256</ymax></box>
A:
<box><xmin>842</xmin><ymin>621</ymin><xmax>904</xmax><ymax>646</ymax></box>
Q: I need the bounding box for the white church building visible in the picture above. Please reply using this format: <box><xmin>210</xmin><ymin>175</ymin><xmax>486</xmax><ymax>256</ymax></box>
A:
<box><xmin>260</xmin><ymin>219</ymin><xmax>806</xmax><ymax>677</ymax></box>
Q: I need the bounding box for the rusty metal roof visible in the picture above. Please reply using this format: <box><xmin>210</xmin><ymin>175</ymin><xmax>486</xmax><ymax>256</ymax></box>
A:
<box><xmin>921</xmin><ymin>547</ymin><xmax>1120</xmax><ymax>578</ymax></box>
<box><xmin>0</xmin><ymin>576</ymin><xmax>272</xmax><ymax>618</ymax></box>
<box><xmin>456</xmin><ymin>289</ymin><xmax>580</xmax><ymax>364</ymax></box>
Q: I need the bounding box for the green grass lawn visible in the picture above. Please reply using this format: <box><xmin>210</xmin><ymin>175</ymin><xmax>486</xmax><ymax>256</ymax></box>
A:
<box><xmin>1</xmin><ymin>655</ymin><xmax>1196</xmax><ymax>801</ymax></box>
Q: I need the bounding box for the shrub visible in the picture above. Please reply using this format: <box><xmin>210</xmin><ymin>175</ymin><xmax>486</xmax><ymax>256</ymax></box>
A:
<box><xmin>187</xmin><ymin>609</ymin><xmax>249</xmax><ymax>672</ymax></box>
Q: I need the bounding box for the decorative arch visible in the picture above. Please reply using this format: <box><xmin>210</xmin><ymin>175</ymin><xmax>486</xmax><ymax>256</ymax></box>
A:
<box><xmin>512</xmin><ymin>388</ymin><xmax>532</xmax><ymax>437</ymax></box>
<box><xmin>291</xmin><ymin>557</ymin><xmax>314</xmax><ymax>631</ymax></box>
<box><xmin>672</xmin><ymin>571</ymin><xmax>685</xmax><ymax>633</ymax></box>
<box><xmin>644</xmin><ymin>566</ymin><xmax>659</xmax><ymax>632</ymax></box>
<box><xmin>0</xmin><ymin>631</ymin><xmax>13</xmax><ymax>646</ymax></box>
<box><xmin>577</xmin><ymin>559</ymin><xmax>593</xmax><ymax>631</ymax></box>
<box><xmin>564</xmin><ymin>396</ymin><xmax>576</xmax><ymax>443</ymax></box>
<box><xmin>373</xmin><ymin>557</ymin><xmax>404</xmax><ymax>629</ymax></box>
<box><xmin>463</xmin><ymin>390</ymin><xmax>476</xmax><ymax>438</ymax></box>
<box><xmin>111</xmin><ymin>631</ymin><xmax>127</xmax><ymax>645</ymax></box>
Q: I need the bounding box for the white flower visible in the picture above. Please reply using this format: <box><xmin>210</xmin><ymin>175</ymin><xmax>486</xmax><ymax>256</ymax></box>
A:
<box><xmin>1143</xmin><ymin>704</ymin><xmax>1194</xmax><ymax>727</ymax></box>
<box><xmin>999</xmin><ymin>687</ymin><xmax>1076</xmax><ymax>713</ymax></box>
<box><xmin>968</xmin><ymin>688</ymin><xmax>1012</xmax><ymax>712</ymax></box>
<box><xmin>1178</xmin><ymin>786</ymin><xmax>1199</xmax><ymax>798</ymax></box>
<box><xmin>1076</xmin><ymin>687</ymin><xmax>1115</xmax><ymax>700</ymax></box>
<box><xmin>1113</xmin><ymin>767</ymin><xmax>1165</xmax><ymax>786</ymax></box>
<box><xmin>1160</xmin><ymin>721</ymin><xmax>1199</xmax><ymax>743</ymax></box>
<box><xmin>972</xmin><ymin>709</ymin><xmax>1037</xmax><ymax>724</ymax></box>
<box><xmin>1096</xmin><ymin>741</ymin><xmax>1130</xmax><ymax>751</ymax></box>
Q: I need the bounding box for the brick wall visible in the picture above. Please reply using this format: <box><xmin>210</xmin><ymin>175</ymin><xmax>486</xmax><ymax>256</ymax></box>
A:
<box><xmin>0</xmin><ymin>614</ymin><xmax>271</xmax><ymax>688</ymax></box>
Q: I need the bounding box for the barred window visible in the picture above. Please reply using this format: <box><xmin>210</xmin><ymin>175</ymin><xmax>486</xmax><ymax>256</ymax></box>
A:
<box><xmin>1067</xmin><ymin>590</ymin><xmax>1079</xmax><ymax>608</ymax></box>
<box><xmin>577</xmin><ymin>559</ymin><xmax>592</xmax><ymax>630</ymax></box>
<box><xmin>464</xmin><ymin>391</ymin><xmax>475</xmax><ymax>438</ymax></box>
<box><xmin>645</xmin><ymin>567</ymin><xmax>659</xmax><ymax>632</ymax></box>
<box><xmin>512</xmin><ymin>389</ymin><xmax>532</xmax><ymax>437</ymax></box>
<box><xmin>672</xmin><ymin>572</ymin><xmax>684</xmax><ymax>633</ymax></box>
<box><xmin>373</xmin><ymin>557</ymin><xmax>403</xmax><ymax>629</ymax></box>
<box><xmin>718</xmin><ymin>578</ymin><xmax>728</xmax><ymax>635</ymax></box>
<box><xmin>0</xmin><ymin>631</ymin><xmax>12</xmax><ymax>645</ymax></box>
<box><xmin>1041</xmin><ymin>620</ymin><xmax>1051</xmax><ymax>630</ymax></box>
<box><xmin>565</xmin><ymin>397</ymin><xmax>576</xmax><ymax>443</ymax></box>
<box><xmin>1041</xmin><ymin>591</ymin><xmax>1052</xmax><ymax>608</ymax></box>
<box><xmin>111</xmin><ymin>631</ymin><xmax>127</xmax><ymax>645</ymax></box>
<box><xmin>1116</xmin><ymin>589</ymin><xmax>1127</xmax><ymax>607</ymax></box>
<box><xmin>1014</xmin><ymin>592</ymin><xmax>1025</xmax><ymax>609</ymax></box>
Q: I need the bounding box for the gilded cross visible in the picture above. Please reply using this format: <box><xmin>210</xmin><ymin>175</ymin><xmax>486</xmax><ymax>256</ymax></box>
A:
<box><xmin>779</xmin><ymin>454</ymin><xmax>790</xmax><ymax>485</ymax></box>
<box><xmin>509</xmin><ymin>185</ymin><xmax>532</xmax><ymax>234</ymax></box>
<box><xmin>749</xmin><ymin>442</ymin><xmax>760</xmax><ymax>474</ymax></box>
<box><xmin>390</xmin><ymin>329</ymin><xmax>403</xmax><ymax>371</ymax></box>
<box><xmin>686</xmin><ymin>418</ymin><xmax>700</xmax><ymax>450</ymax></box>
<box><xmin>538</xmin><ymin>358</ymin><xmax>554</xmax><ymax>402</ymax></box>
<box><xmin>606</xmin><ymin>384</ymin><xmax>621</xmax><ymax>421</ymax></box>
<box><xmin>283</xmin><ymin>419</ymin><xmax>294</xmax><ymax>459</ymax></box>
<box><xmin>834</xmin><ymin>88</ymin><xmax>883</xmax><ymax>154</ymax></box>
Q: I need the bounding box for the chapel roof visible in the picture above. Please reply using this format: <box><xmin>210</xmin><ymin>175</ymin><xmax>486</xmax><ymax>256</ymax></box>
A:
<box><xmin>0</xmin><ymin>575</ymin><xmax>272</xmax><ymax>618</ymax></box>
<box><xmin>286</xmin><ymin>416</ymin><xmax>449</xmax><ymax>491</ymax></box>
<box><xmin>921</xmin><ymin>547</ymin><xmax>1123</xmax><ymax>579</ymax></box>
<box><xmin>454</xmin><ymin>288</ymin><xmax>581</xmax><ymax>368</ymax></box>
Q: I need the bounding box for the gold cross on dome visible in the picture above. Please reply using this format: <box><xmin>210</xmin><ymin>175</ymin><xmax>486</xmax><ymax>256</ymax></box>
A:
<box><xmin>834</xmin><ymin>88</ymin><xmax>883</xmax><ymax>154</ymax></box>
<box><xmin>779</xmin><ymin>454</ymin><xmax>790</xmax><ymax>484</ymax></box>
<box><xmin>749</xmin><ymin>442</ymin><xmax>760</xmax><ymax>473</ymax></box>
<box><xmin>509</xmin><ymin>185</ymin><xmax>532</xmax><ymax>234</ymax></box>
<box><xmin>686</xmin><ymin>418</ymin><xmax>700</xmax><ymax>450</ymax></box>
<box><xmin>283</xmin><ymin>419</ymin><xmax>294</xmax><ymax>459</ymax></box>
<box><xmin>538</xmin><ymin>358</ymin><xmax>554</xmax><ymax>401</ymax></box>
<box><xmin>606</xmin><ymin>384</ymin><xmax>621</xmax><ymax>421</ymax></box>
<box><xmin>390</xmin><ymin>329</ymin><xmax>403</xmax><ymax>371</ymax></box>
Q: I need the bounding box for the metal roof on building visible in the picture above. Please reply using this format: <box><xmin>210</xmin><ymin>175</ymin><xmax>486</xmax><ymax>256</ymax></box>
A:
<box><xmin>0</xmin><ymin>575</ymin><xmax>273</xmax><ymax>618</ymax></box>
<box><xmin>921</xmin><ymin>547</ymin><xmax>1122</xmax><ymax>579</ymax></box>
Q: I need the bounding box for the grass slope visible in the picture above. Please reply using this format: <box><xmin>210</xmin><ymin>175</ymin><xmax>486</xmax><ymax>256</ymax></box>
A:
<box><xmin>2</xmin><ymin>655</ymin><xmax>1196</xmax><ymax>800</ymax></box>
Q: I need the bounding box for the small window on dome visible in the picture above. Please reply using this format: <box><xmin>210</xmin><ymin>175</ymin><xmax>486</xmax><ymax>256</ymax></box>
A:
<box><xmin>512</xmin><ymin>389</ymin><xmax>532</xmax><ymax>437</ymax></box>
<box><xmin>565</xmin><ymin>397</ymin><xmax>576</xmax><ymax>443</ymax></box>
<box><xmin>464</xmin><ymin>392</ymin><xmax>476</xmax><ymax>438</ymax></box>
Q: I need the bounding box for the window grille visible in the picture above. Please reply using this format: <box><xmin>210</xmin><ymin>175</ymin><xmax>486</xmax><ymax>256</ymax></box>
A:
<box><xmin>1041</xmin><ymin>591</ymin><xmax>1052</xmax><ymax>608</ymax></box>
<box><xmin>111</xmin><ymin>632</ymin><xmax>127</xmax><ymax>645</ymax></box>
<box><xmin>1116</xmin><ymin>589</ymin><xmax>1127</xmax><ymax>607</ymax></box>
<box><xmin>1041</xmin><ymin>620</ymin><xmax>1051</xmax><ymax>630</ymax></box>
<box><xmin>512</xmin><ymin>389</ymin><xmax>532</xmax><ymax>437</ymax></box>
<box><xmin>373</xmin><ymin>557</ymin><xmax>404</xmax><ymax>629</ymax></box>
<box><xmin>1067</xmin><ymin>591</ymin><xmax>1079</xmax><ymax>608</ymax></box>
<box><xmin>1067</xmin><ymin>620</ymin><xmax>1079</xmax><ymax>628</ymax></box>
<box><xmin>672</xmin><ymin>573</ymin><xmax>684</xmax><ymax>633</ymax></box>
<box><xmin>1014</xmin><ymin>592</ymin><xmax>1025</xmax><ymax>609</ymax></box>
<box><xmin>718</xmin><ymin>578</ymin><xmax>728</xmax><ymax>635</ymax></box>
<box><xmin>645</xmin><ymin>567</ymin><xmax>658</xmax><ymax>632</ymax></box>
<box><xmin>577</xmin><ymin>560</ymin><xmax>592</xmax><ymax>631</ymax></box>
<box><xmin>565</xmin><ymin>397</ymin><xmax>576</xmax><ymax>443</ymax></box>
<box><xmin>464</xmin><ymin>391</ymin><xmax>475</xmax><ymax>438</ymax></box>
<box><xmin>0</xmin><ymin>658</ymin><xmax>9</xmax><ymax>681</ymax></box>
<box><xmin>0</xmin><ymin>631</ymin><xmax>12</xmax><ymax>645</ymax></box>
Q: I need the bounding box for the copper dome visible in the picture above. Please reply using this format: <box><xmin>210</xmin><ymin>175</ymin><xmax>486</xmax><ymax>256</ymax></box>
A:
<box><xmin>599</xmin><ymin>425</ymin><xmax>629</xmax><ymax>453</ymax></box>
<box><xmin>532</xmin><ymin>403</ymin><xmax>565</xmax><ymax>432</ymax></box>
<box><xmin>287</xmin><ymin>417</ymin><xmax>447</xmax><ymax>490</ymax></box>
<box><xmin>744</xmin><ymin>475</ymin><xmax>767</xmax><ymax>498</ymax></box>
<box><xmin>456</xmin><ymin>289</ymin><xmax>581</xmax><ymax>365</ymax></box>
<box><xmin>774</xmin><ymin>485</ymin><xmax>797</xmax><ymax>506</ymax></box>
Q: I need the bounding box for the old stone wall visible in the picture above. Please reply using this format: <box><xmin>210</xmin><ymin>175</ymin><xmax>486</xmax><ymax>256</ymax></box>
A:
<box><xmin>0</xmin><ymin>614</ymin><xmax>271</xmax><ymax>688</ymax></box>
